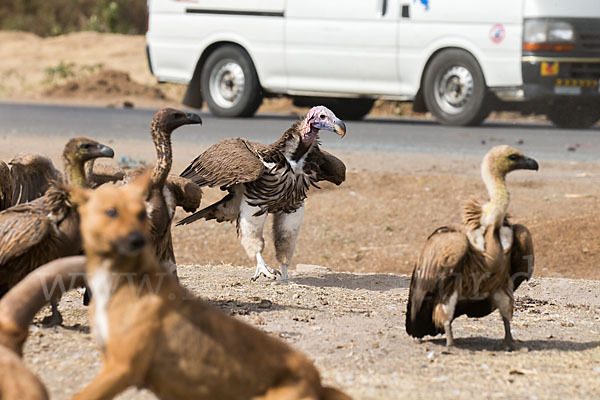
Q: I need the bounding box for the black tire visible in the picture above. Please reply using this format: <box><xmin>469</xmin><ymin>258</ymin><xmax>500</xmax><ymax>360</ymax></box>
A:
<box><xmin>319</xmin><ymin>98</ymin><xmax>374</xmax><ymax>120</ymax></box>
<box><xmin>201</xmin><ymin>45</ymin><xmax>262</xmax><ymax>117</ymax></box>
<box><xmin>547</xmin><ymin>100</ymin><xmax>600</xmax><ymax>129</ymax></box>
<box><xmin>423</xmin><ymin>49</ymin><xmax>489</xmax><ymax>126</ymax></box>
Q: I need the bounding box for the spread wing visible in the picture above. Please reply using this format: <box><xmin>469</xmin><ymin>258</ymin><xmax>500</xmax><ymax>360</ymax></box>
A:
<box><xmin>89</xmin><ymin>163</ymin><xmax>125</xmax><ymax>187</ymax></box>
<box><xmin>179</xmin><ymin>138</ymin><xmax>265</xmax><ymax>188</ymax></box>
<box><xmin>407</xmin><ymin>226</ymin><xmax>469</xmax><ymax>321</ymax></box>
<box><xmin>306</xmin><ymin>148</ymin><xmax>346</xmax><ymax>185</ymax></box>
<box><xmin>9</xmin><ymin>153</ymin><xmax>62</xmax><ymax>205</ymax></box>
<box><xmin>166</xmin><ymin>175</ymin><xmax>203</xmax><ymax>213</ymax></box>
<box><xmin>510</xmin><ymin>224</ymin><xmax>534</xmax><ymax>291</ymax></box>
<box><xmin>0</xmin><ymin>161</ymin><xmax>12</xmax><ymax>211</ymax></box>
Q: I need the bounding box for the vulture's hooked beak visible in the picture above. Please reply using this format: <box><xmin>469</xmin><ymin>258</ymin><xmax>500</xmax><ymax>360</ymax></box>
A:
<box><xmin>333</xmin><ymin>119</ymin><xmax>346</xmax><ymax>138</ymax></box>
<box><xmin>185</xmin><ymin>112</ymin><xmax>203</xmax><ymax>125</ymax></box>
<box><xmin>517</xmin><ymin>157</ymin><xmax>539</xmax><ymax>171</ymax></box>
<box><xmin>96</xmin><ymin>144</ymin><xmax>115</xmax><ymax>158</ymax></box>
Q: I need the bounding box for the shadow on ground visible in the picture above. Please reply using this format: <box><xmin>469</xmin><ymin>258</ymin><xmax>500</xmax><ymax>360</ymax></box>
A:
<box><xmin>424</xmin><ymin>336</ymin><xmax>600</xmax><ymax>352</ymax></box>
<box><xmin>291</xmin><ymin>273</ymin><xmax>409</xmax><ymax>291</ymax></box>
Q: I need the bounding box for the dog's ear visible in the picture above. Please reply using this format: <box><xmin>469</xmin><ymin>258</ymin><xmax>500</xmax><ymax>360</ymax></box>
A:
<box><xmin>128</xmin><ymin>169</ymin><xmax>153</xmax><ymax>200</ymax></box>
<box><xmin>68</xmin><ymin>184</ymin><xmax>91</xmax><ymax>206</ymax></box>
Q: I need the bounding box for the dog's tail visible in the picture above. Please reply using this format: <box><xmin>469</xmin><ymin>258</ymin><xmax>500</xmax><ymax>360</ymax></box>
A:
<box><xmin>321</xmin><ymin>387</ymin><xmax>352</xmax><ymax>400</ymax></box>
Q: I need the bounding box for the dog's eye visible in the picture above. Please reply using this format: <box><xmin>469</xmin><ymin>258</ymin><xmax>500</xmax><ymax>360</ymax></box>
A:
<box><xmin>138</xmin><ymin>210</ymin><xmax>147</xmax><ymax>221</ymax></box>
<box><xmin>105</xmin><ymin>208</ymin><xmax>119</xmax><ymax>218</ymax></box>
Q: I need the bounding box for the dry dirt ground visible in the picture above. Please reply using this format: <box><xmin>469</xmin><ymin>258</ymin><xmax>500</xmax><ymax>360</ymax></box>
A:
<box><xmin>0</xmin><ymin>30</ymin><xmax>598</xmax><ymax>399</ymax></box>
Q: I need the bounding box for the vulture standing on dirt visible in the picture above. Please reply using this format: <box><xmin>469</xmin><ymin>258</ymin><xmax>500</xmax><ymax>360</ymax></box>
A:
<box><xmin>143</xmin><ymin>108</ymin><xmax>203</xmax><ymax>273</ymax></box>
<box><xmin>406</xmin><ymin>145</ymin><xmax>538</xmax><ymax>350</ymax></box>
<box><xmin>0</xmin><ymin>137</ymin><xmax>114</xmax><ymax>325</ymax></box>
<box><xmin>178</xmin><ymin>105</ymin><xmax>346</xmax><ymax>280</ymax></box>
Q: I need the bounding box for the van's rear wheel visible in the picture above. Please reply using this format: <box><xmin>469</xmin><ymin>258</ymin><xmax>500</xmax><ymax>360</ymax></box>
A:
<box><xmin>423</xmin><ymin>49</ymin><xmax>489</xmax><ymax>126</ymax></box>
<box><xmin>547</xmin><ymin>100</ymin><xmax>600</xmax><ymax>129</ymax></box>
<box><xmin>201</xmin><ymin>45</ymin><xmax>262</xmax><ymax>117</ymax></box>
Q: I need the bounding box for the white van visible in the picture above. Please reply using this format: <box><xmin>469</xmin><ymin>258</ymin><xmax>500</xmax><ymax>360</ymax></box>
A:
<box><xmin>146</xmin><ymin>0</ymin><xmax>600</xmax><ymax>128</ymax></box>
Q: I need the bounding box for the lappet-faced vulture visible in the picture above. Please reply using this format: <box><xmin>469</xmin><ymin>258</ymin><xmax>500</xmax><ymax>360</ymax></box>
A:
<box><xmin>178</xmin><ymin>106</ymin><xmax>346</xmax><ymax>281</ymax></box>
<box><xmin>406</xmin><ymin>145</ymin><xmax>538</xmax><ymax>350</ymax></box>
<box><xmin>0</xmin><ymin>137</ymin><xmax>113</xmax><ymax>325</ymax></box>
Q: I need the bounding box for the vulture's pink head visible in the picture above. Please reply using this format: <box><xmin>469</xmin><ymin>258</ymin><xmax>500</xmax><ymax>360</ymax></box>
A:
<box><xmin>301</xmin><ymin>106</ymin><xmax>346</xmax><ymax>142</ymax></box>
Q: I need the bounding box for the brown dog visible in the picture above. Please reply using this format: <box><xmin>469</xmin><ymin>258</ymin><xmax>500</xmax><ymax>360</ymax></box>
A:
<box><xmin>71</xmin><ymin>172</ymin><xmax>350</xmax><ymax>400</ymax></box>
<box><xmin>0</xmin><ymin>256</ymin><xmax>86</xmax><ymax>400</ymax></box>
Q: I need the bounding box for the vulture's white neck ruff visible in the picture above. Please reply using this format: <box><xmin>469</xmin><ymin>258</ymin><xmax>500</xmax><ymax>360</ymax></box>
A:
<box><xmin>468</xmin><ymin>155</ymin><xmax>512</xmax><ymax>253</ymax></box>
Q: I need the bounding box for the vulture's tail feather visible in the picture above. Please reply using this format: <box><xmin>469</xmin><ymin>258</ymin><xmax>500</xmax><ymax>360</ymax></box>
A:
<box><xmin>176</xmin><ymin>193</ymin><xmax>233</xmax><ymax>226</ymax></box>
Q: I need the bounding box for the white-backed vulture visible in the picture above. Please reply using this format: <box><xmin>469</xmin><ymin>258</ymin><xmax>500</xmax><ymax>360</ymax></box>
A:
<box><xmin>0</xmin><ymin>137</ymin><xmax>114</xmax><ymax>325</ymax></box>
<box><xmin>178</xmin><ymin>106</ymin><xmax>346</xmax><ymax>280</ymax></box>
<box><xmin>0</xmin><ymin>256</ymin><xmax>86</xmax><ymax>400</ymax></box>
<box><xmin>145</xmin><ymin>108</ymin><xmax>203</xmax><ymax>273</ymax></box>
<box><xmin>406</xmin><ymin>145</ymin><xmax>538</xmax><ymax>350</ymax></box>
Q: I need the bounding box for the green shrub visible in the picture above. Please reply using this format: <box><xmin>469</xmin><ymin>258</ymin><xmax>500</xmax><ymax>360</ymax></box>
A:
<box><xmin>0</xmin><ymin>0</ymin><xmax>147</xmax><ymax>36</ymax></box>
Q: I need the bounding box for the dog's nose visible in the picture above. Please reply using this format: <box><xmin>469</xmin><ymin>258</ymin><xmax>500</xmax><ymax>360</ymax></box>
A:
<box><xmin>128</xmin><ymin>232</ymin><xmax>146</xmax><ymax>250</ymax></box>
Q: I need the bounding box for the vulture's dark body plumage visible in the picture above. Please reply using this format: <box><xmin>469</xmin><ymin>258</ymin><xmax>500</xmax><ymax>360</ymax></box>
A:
<box><xmin>178</xmin><ymin>106</ymin><xmax>346</xmax><ymax>280</ymax></box>
<box><xmin>406</xmin><ymin>146</ymin><xmax>537</xmax><ymax>350</ymax></box>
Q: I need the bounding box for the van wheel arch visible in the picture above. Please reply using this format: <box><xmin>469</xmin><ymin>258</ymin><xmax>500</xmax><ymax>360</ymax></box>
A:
<box><xmin>183</xmin><ymin>42</ymin><xmax>262</xmax><ymax>112</ymax></box>
<box><xmin>418</xmin><ymin>47</ymin><xmax>490</xmax><ymax>126</ymax></box>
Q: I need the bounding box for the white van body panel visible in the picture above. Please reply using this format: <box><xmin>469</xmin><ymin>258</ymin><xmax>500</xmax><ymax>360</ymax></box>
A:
<box><xmin>147</xmin><ymin>0</ymin><xmax>599</xmax><ymax>101</ymax></box>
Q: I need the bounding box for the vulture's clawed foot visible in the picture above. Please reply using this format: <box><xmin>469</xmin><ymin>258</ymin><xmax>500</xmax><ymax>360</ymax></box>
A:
<box><xmin>251</xmin><ymin>264</ymin><xmax>281</xmax><ymax>281</ymax></box>
<box><xmin>41</xmin><ymin>311</ymin><xmax>63</xmax><ymax>327</ymax></box>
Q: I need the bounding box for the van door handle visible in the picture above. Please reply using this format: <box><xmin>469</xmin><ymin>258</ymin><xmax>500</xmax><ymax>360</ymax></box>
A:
<box><xmin>401</xmin><ymin>4</ymin><xmax>410</xmax><ymax>18</ymax></box>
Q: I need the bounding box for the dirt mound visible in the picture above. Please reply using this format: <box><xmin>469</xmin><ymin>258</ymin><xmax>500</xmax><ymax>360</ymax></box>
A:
<box><xmin>44</xmin><ymin>69</ymin><xmax>166</xmax><ymax>101</ymax></box>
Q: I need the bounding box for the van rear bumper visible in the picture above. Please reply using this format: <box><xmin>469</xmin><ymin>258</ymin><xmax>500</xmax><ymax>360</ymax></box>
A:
<box><xmin>520</xmin><ymin>56</ymin><xmax>600</xmax><ymax>100</ymax></box>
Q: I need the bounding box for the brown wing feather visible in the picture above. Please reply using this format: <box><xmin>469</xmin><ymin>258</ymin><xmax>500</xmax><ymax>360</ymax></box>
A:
<box><xmin>89</xmin><ymin>163</ymin><xmax>125</xmax><ymax>187</ymax></box>
<box><xmin>166</xmin><ymin>175</ymin><xmax>203</xmax><ymax>213</ymax></box>
<box><xmin>9</xmin><ymin>153</ymin><xmax>62</xmax><ymax>205</ymax></box>
<box><xmin>510</xmin><ymin>224</ymin><xmax>534</xmax><ymax>291</ymax></box>
<box><xmin>180</xmin><ymin>138</ymin><xmax>265</xmax><ymax>188</ymax></box>
<box><xmin>306</xmin><ymin>148</ymin><xmax>346</xmax><ymax>185</ymax></box>
<box><xmin>0</xmin><ymin>161</ymin><xmax>12</xmax><ymax>211</ymax></box>
<box><xmin>408</xmin><ymin>225</ymin><xmax>469</xmax><ymax>318</ymax></box>
<box><xmin>0</xmin><ymin>186</ymin><xmax>78</xmax><ymax>295</ymax></box>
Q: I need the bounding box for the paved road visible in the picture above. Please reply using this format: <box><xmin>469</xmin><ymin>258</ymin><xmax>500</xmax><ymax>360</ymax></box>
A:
<box><xmin>0</xmin><ymin>102</ymin><xmax>598</xmax><ymax>161</ymax></box>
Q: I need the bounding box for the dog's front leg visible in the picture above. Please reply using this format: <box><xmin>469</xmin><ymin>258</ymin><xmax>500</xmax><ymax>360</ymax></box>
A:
<box><xmin>73</xmin><ymin>363</ymin><xmax>133</xmax><ymax>400</ymax></box>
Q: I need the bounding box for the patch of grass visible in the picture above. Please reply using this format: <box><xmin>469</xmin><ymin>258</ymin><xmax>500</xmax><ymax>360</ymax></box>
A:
<box><xmin>43</xmin><ymin>61</ymin><xmax>105</xmax><ymax>86</ymax></box>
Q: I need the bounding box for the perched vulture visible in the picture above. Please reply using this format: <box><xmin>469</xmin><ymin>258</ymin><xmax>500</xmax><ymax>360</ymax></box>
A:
<box><xmin>0</xmin><ymin>137</ymin><xmax>114</xmax><ymax>326</ymax></box>
<box><xmin>406</xmin><ymin>145</ymin><xmax>538</xmax><ymax>350</ymax></box>
<box><xmin>0</xmin><ymin>256</ymin><xmax>86</xmax><ymax>400</ymax></box>
<box><xmin>144</xmin><ymin>108</ymin><xmax>203</xmax><ymax>273</ymax></box>
<box><xmin>178</xmin><ymin>105</ymin><xmax>346</xmax><ymax>280</ymax></box>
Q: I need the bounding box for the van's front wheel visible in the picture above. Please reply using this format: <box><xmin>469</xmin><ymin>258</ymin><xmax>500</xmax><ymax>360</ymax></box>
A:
<box><xmin>201</xmin><ymin>45</ymin><xmax>262</xmax><ymax>117</ymax></box>
<box><xmin>423</xmin><ymin>49</ymin><xmax>489</xmax><ymax>126</ymax></box>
